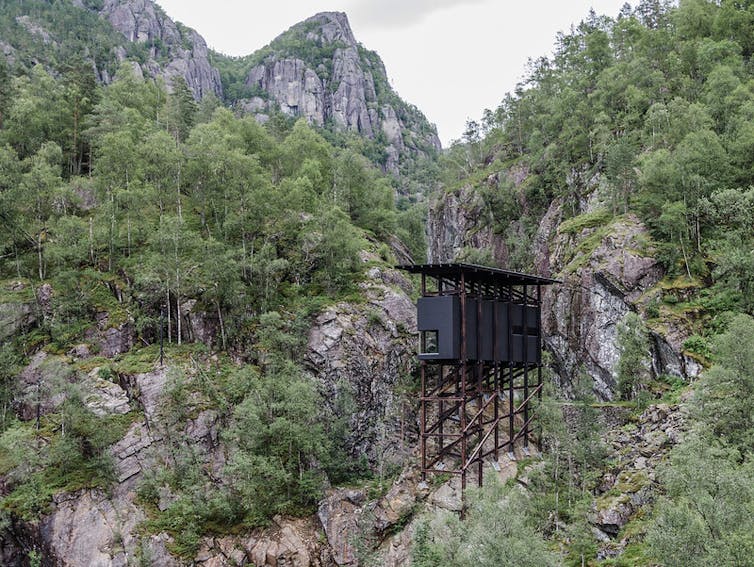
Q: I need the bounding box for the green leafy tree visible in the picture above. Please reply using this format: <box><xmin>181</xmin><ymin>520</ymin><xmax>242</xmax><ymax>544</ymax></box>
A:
<box><xmin>61</xmin><ymin>56</ymin><xmax>98</xmax><ymax>175</ymax></box>
<box><xmin>693</xmin><ymin>314</ymin><xmax>754</xmax><ymax>452</ymax></box>
<box><xmin>412</xmin><ymin>478</ymin><xmax>561</xmax><ymax>567</ymax></box>
<box><xmin>279</xmin><ymin>119</ymin><xmax>333</xmax><ymax>194</ymax></box>
<box><xmin>140</xmin><ymin>215</ymin><xmax>203</xmax><ymax>344</ymax></box>
<box><xmin>2</xmin><ymin>66</ymin><xmax>68</xmax><ymax>161</ymax></box>
<box><xmin>605</xmin><ymin>137</ymin><xmax>637</xmax><ymax>213</ymax></box>
<box><xmin>165</xmin><ymin>76</ymin><xmax>197</xmax><ymax>143</ymax></box>
<box><xmin>616</xmin><ymin>311</ymin><xmax>651</xmax><ymax>400</ymax></box>
<box><xmin>224</xmin><ymin>317</ymin><xmax>329</xmax><ymax>524</ymax></box>
<box><xmin>0</xmin><ymin>344</ymin><xmax>21</xmax><ymax>432</ymax></box>
<box><xmin>11</xmin><ymin>142</ymin><xmax>65</xmax><ymax>280</ymax></box>
<box><xmin>647</xmin><ymin>435</ymin><xmax>754</xmax><ymax>566</ymax></box>
<box><xmin>308</xmin><ymin>206</ymin><xmax>362</xmax><ymax>293</ymax></box>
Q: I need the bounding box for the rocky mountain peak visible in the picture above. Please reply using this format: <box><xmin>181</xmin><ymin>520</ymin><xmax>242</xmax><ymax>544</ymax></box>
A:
<box><xmin>300</xmin><ymin>11</ymin><xmax>357</xmax><ymax>46</ymax></box>
<box><xmin>242</xmin><ymin>11</ymin><xmax>440</xmax><ymax>174</ymax></box>
<box><xmin>98</xmin><ymin>0</ymin><xmax>222</xmax><ymax>99</ymax></box>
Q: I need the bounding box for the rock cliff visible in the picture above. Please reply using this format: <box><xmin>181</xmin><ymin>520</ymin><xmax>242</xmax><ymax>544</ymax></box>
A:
<box><xmin>427</xmin><ymin>173</ymin><xmax>701</xmax><ymax>400</ymax></box>
<box><xmin>99</xmin><ymin>0</ymin><xmax>223</xmax><ymax>99</ymax></box>
<box><xmin>0</xmin><ymin>264</ymin><xmax>420</xmax><ymax>566</ymax></box>
<box><xmin>535</xmin><ymin>203</ymin><xmax>701</xmax><ymax>399</ymax></box>
<box><xmin>242</xmin><ymin>12</ymin><xmax>441</xmax><ymax>173</ymax></box>
<box><xmin>2</xmin><ymin>0</ymin><xmax>223</xmax><ymax>100</ymax></box>
<box><xmin>305</xmin><ymin>259</ymin><xmax>418</xmax><ymax>468</ymax></box>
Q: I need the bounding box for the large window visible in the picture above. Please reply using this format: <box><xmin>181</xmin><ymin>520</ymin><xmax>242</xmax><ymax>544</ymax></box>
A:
<box><xmin>512</xmin><ymin>325</ymin><xmax>539</xmax><ymax>335</ymax></box>
<box><xmin>421</xmin><ymin>330</ymin><xmax>439</xmax><ymax>354</ymax></box>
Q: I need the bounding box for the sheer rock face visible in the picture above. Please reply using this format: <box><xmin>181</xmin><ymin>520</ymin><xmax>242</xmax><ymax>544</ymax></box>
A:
<box><xmin>427</xmin><ymin>182</ymin><xmax>510</xmax><ymax>265</ymax></box>
<box><xmin>99</xmin><ymin>0</ymin><xmax>222</xmax><ymax>99</ymax></box>
<box><xmin>40</xmin><ymin>489</ymin><xmax>151</xmax><ymax>567</ymax></box>
<box><xmin>305</xmin><ymin>263</ymin><xmax>418</xmax><ymax>468</ymax></box>
<box><xmin>1</xmin><ymin>264</ymin><xmax>420</xmax><ymax>566</ymax></box>
<box><xmin>0</xmin><ymin>282</ymin><xmax>37</xmax><ymax>341</ymax></box>
<box><xmin>247</xmin><ymin>59</ymin><xmax>327</xmax><ymax>126</ymax></box>
<box><xmin>0</xmin><ymin>301</ymin><xmax>35</xmax><ymax>342</ymax></box>
<box><xmin>244</xmin><ymin>12</ymin><xmax>440</xmax><ymax>173</ymax></box>
<box><xmin>427</xmin><ymin>174</ymin><xmax>700</xmax><ymax>400</ymax></box>
<box><xmin>539</xmin><ymin>210</ymin><xmax>662</xmax><ymax>398</ymax></box>
<box><xmin>536</xmin><ymin>205</ymin><xmax>700</xmax><ymax>399</ymax></box>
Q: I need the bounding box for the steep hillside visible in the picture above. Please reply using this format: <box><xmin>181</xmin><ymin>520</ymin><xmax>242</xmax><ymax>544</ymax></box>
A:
<box><xmin>0</xmin><ymin>34</ymin><xmax>426</xmax><ymax>561</ymax></box>
<box><xmin>428</xmin><ymin>0</ymin><xmax>754</xmax><ymax>398</ymax></box>
<box><xmin>0</xmin><ymin>0</ymin><xmax>221</xmax><ymax>99</ymax></box>
<box><xmin>6</xmin><ymin>1</ymin><xmax>754</xmax><ymax>565</ymax></box>
<box><xmin>420</xmin><ymin>1</ymin><xmax>754</xmax><ymax>565</ymax></box>
<box><xmin>0</xmin><ymin>2</ymin><xmax>440</xmax><ymax>180</ymax></box>
<box><xmin>212</xmin><ymin>12</ymin><xmax>441</xmax><ymax>175</ymax></box>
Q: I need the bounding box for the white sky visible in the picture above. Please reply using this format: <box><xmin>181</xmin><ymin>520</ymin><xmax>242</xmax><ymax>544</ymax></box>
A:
<box><xmin>156</xmin><ymin>0</ymin><xmax>631</xmax><ymax>146</ymax></box>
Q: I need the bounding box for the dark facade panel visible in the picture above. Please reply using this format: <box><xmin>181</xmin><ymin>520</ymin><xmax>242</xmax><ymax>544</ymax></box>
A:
<box><xmin>494</xmin><ymin>301</ymin><xmax>510</xmax><ymax>362</ymax></box>
<box><xmin>478</xmin><ymin>300</ymin><xmax>495</xmax><ymax>361</ymax></box>
<box><xmin>511</xmin><ymin>335</ymin><xmax>540</xmax><ymax>363</ymax></box>
<box><xmin>465</xmin><ymin>298</ymin><xmax>478</xmax><ymax>360</ymax></box>
<box><xmin>417</xmin><ymin>297</ymin><xmax>542</xmax><ymax>363</ymax></box>
<box><xmin>509</xmin><ymin>304</ymin><xmax>539</xmax><ymax>334</ymax></box>
<box><xmin>417</xmin><ymin>295</ymin><xmax>460</xmax><ymax>360</ymax></box>
<box><xmin>418</xmin><ymin>297</ymin><xmax>541</xmax><ymax>363</ymax></box>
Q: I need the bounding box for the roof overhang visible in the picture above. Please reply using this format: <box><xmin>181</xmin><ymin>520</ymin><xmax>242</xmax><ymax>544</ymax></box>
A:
<box><xmin>396</xmin><ymin>262</ymin><xmax>561</xmax><ymax>286</ymax></box>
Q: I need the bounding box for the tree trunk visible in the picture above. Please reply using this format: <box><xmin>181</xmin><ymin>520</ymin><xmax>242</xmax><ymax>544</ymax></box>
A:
<box><xmin>176</xmin><ymin>273</ymin><xmax>182</xmax><ymax>346</ymax></box>
<box><xmin>176</xmin><ymin>161</ymin><xmax>182</xmax><ymax>221</ymax></box>
<box><xmin>166</xmin><ymin>287</ymin><xmax>172</xmax><ymax>344</ymax></box>
<box><xmin>37</xmin><ymin>232</ymin><xmax>44</xmax><ymax>281</ymax></box>
<box><xmin>680</xmin><ymin>235</ymin><xmax>692</xmax><ymax>279</ymax></box>
<box><xmin>89</xmin><ymin>217</ymin><xmax>94</xmax><ymax>264</ymax></box>
<box><xmin>109</xmin><ymin>190</ymin><xmax>115</xmax><ymax>272</ymax></box>
<box><xmin>14</xmin><ymin>242</ymin><xmax>21</xmax><ymax>279</ymax></box>
<box><xmin>216</xmin><ymin>299</ymin><xmax>226</xmax><ymax>350</ymax></box>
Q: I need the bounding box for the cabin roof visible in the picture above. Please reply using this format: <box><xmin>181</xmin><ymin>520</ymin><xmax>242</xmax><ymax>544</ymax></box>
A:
<box><xmin>396</xmin><ymin>263</ymin><xmax>561</xmax><ymax>286</ymax></box>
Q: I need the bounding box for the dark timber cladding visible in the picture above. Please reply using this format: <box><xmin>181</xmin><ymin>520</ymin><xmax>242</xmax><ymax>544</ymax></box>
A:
<box><xmin>397</xmin><ymin>263</ymin><xmax>559</xmax><ymax>492</ymax></box>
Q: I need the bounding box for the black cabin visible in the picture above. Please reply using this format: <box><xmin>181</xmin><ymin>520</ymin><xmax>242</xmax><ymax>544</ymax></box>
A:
<box><xmin>400</xmin><ymin>263</ymin><xmax>559</xmax><ymax>365</ymax></box>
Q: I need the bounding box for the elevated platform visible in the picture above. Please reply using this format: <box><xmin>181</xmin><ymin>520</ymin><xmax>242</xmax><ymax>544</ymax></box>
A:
<box><xmin>398</xmin><ymin>263</ymin><xmax>558</xmax><ymax>492</ymax></box>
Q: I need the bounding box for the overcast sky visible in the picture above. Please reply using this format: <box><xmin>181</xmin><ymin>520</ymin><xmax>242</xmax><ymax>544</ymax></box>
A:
<box><xmin>156</xmin><ymin>0</ymin><xmax>631</xmax><ymax>146</ymax></box>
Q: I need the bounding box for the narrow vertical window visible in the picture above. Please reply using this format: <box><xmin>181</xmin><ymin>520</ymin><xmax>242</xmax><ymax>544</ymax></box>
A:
<box><xmin>421</xmin><ymin>330</ymin><xmax>439</xmax><ymax>354</ymax></box>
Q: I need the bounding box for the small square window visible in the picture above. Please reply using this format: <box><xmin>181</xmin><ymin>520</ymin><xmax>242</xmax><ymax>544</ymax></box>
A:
<box><xmin>421</xmin><ymin>330</ymin><xmax>439</xmax><ymax>354</ymax></box>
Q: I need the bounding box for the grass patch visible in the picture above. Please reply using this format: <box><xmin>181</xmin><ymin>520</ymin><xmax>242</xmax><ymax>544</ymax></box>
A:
<box><xmin>649</xmin><ymin>374</ymin><xmax>687</xmax><ymax>405</ymax></box>
<box><xmin>0</xmin><ymin>278</ymin><xmax>35</xmax><ymax>304</ymax></box>
<box><xmin>107</xmin><ymin>343</ymin><xmax>209</xmax><ymax>375</ymax></box>
<box><xmin>561</xmin><ymin>225</ymin><xmax>613</xmax><ymax>275</ymax></box>
<box><xmin>1</xmin><ymin>410</ymin><xmax>137</xmax><ymax>520</ymax></box>
<box><xmin>614</xmin><ymin>470</ymin><xmax>649</xmax><ymax>493</ymax></box>
<box><xmin>596</xmin><ymin>491</ymin><xmax>631</xmax><ymax>512</ymax></box>
<box><xmin>658</xmin><ymin>275</ymin><xmax>703</xmax><ymax>291</ymax></box>
<box><xmin>557</xmin><ymin>209</ymin><xmax>613</xmax><ymax>235</ymax></box>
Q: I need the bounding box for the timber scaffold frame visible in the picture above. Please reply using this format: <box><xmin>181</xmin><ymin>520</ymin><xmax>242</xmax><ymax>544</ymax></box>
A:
<box><xmin>398</xmin><ymin>263</ymin><xmax>559</xmax><ymax>492</ymax></box>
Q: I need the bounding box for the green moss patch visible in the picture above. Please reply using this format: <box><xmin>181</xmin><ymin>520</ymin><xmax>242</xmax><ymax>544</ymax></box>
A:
<box><xmin>557</xmin><ymin>209</ymin><xmax>613</xmax><ymax>235</ymax></box>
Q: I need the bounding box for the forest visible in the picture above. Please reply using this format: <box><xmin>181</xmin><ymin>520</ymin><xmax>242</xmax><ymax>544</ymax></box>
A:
<box><xmin>415</xmin><ymin>0</ymin><xmax>754</xmax><ymax>564</ymax></box>
<box><xmin>0</xmin><ymin>56</ymin><xmax>424</xmax><ymax>556</ymax></box>
<box><xmin>2</xmin><ymin>0</ymin><xmax>754</xmax><ymax>565</ymax></box>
